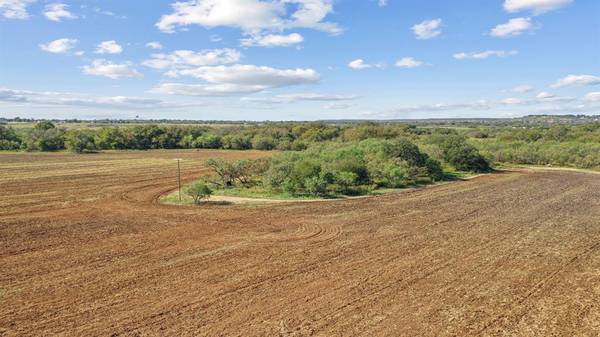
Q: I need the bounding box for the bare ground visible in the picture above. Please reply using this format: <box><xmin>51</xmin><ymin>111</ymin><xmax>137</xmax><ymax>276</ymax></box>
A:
<box><xmin>1</xmin><ymin>150</ymin><xmax>599</xmax><ymax>336</ymax></box>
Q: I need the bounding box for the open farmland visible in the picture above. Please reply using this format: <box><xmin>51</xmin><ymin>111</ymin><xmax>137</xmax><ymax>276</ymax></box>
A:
<box><xmin>1</xmin><ymin>150</ymin><xmax>600</xmax><ymax>336</ymax></box>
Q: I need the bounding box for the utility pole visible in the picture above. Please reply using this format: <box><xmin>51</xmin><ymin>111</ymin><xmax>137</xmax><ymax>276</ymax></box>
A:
<box><xmin>176</xmin><ymin>159</ymin><xmax>182</xmax><ymax>201</ymax></box>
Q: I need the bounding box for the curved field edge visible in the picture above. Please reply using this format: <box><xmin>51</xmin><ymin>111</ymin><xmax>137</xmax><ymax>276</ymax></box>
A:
<box><xmin>2</xmin><ymin>150</ymin><xmax>600</xmax><ymax>336</ymax></box>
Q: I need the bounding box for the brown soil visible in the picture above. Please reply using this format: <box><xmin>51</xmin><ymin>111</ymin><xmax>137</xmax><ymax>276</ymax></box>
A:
<box><xmin>1</xmin><ymin>150</ymin><xmax>599</xmax><ymax>336</ymax></box>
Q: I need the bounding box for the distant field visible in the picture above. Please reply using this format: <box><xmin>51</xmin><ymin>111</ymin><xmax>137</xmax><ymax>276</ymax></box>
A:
<box><xmin>1</xmin><ymin>150</ymin><xmax>600</xmax><ymax>336</ymax></box>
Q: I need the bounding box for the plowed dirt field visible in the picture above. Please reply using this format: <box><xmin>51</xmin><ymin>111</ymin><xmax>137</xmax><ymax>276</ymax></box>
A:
<box><xmin>1</xmin><ymin>150</ymin><xmax>599</xmax><ymax>336</ymax></box>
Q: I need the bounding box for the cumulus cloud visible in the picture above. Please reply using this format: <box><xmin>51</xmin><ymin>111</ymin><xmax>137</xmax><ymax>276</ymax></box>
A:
<box><xmin>150</xmin><ymin>83</ymin><xmax>267</xmax><ymax>96</ymax></box>
<box><xmin>511</xmin><ymin>84</ymin><xmax>534</xmax><ymax>93</ymax></box>
<box><xmin>390</xmin><ymin>101</ymin><xmax>492</xmax><ymax>115</ymax></box>
<box><xmin>44</xmin><ymin>3</ymin><xmax>76</xmax><ymax>22</ymax></box>
<box><xmin>142</xmin><ymin>49</ymin><xmax>241</xmax><ymax>70</ymax></box>
<box><xmin>324</xmin><ymin>103</ymin><xmax>353</xmax><ymax>109</ymax></box>
<box><xmin>395</xmin><ymin>57</ymin><xmax>423</xmax><ymax>68</ymax></box>
<box><xmin>490</xmin><ymin>17</ymin><xmax>535</xmax><ymax>37</ymax></box>
<box><xmin>156</xmin><ymin>0</ymin><xmax>341</xmax><ymax>36</ymax></box>
<box><xmin>241</xmin><ymin>33</ymin><xmax>304</xmax><ymax>47</ymax></box>
<box><xmin>501</xmin><ymin>97</ymin><xmax>523</xmax><ymax>105</ymax></box>
<box><xmin>584</xmin><ymin>92</ymin><xmax>600</xmax><ymax>102</ymax></box>
<box><xmin>453</xmin><ymin>50</ymin><xmax>518</xmax><ymax>60</ymax></box>
<box><xmin>146</xmin><ymin>41</ymin><xmax>163</xmax><ymax>50</ymax></box>
<box><xmin>95</xmin><ymin>40</ymin><xmax>123</xmax><ymax>54</ymax></box>
<box><xmin>348</xmin><ymin>59</ymin><xmax>384</xmax><ymax>70</ymax></box>
<box><xmin>172</xmin><ymin>64</ymin><xmax>319</xmax><ymax>85</ymax></box>
<box><xmin>241</xmin><ymin>92</ymin><xmax>357</xmax><ymax>104</ymax></box>
<box><xmin>551</xmin><ymin>74</ymin><xmax>600</xmax><ymax>88</ymax></box>
<box><xmin>151</xmin><ymin>64</ymin><xmax>320</xmax><ymax>96</ymax></box>
<box><xmin>388</xmin><ymin>95</ymin><xmax>582</xmax><ymax>116</ymax></box>
<box><xmin>502</xmin><ymin>94</ymin><xmax>574</xmax><ymax>105</ymax></box>
<box><xmin>348</xmin><ymin>59</ymin><xmax>370</xmax><ymax>70</ymax></box>
<box><xmin>412</xmin><ymin>19</ymin><xmax>442</xmax><ymax>40</ymax></box>
<box><xmin>82</xmin><ymin>59</ymin><xmax>143</xmax><ymax>79</ymax></box>
<box><xmin>39</xmin><ymin>38</ymin><xmax>77</xmax><ymax>54</ymax></box>
<box><xmin>0</xmin><ymin>87</ymin><xmax>199</xmax><ymax>110</ymax></box>
<box><xmin>503</xmin><ymin>0</ymin><xmax>573</xmax><ymax>15</ymax></box>
<box><xmin>536</xmin><ymin>91</ymin><xmax>555</xmax><ymax>99</ymax></box>
<box><xmin>0</xmin><ymin>0</ymin><xmax>35</xmax><ymax>19</ymax></box>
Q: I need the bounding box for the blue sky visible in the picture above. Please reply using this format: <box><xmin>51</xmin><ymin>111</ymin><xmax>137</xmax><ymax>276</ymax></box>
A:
<box><xmin>1</xmin><ymin>0</ymin><xmax>599</xmax><ymax>120</ymax></box>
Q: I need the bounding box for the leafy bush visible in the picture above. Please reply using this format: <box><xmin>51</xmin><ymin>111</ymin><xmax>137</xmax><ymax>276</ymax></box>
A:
<box><xmin>434</xmin><ymin>135</ymin><xmax>491</xmax><ymax>172</ymax></box>
<box><xmin>206</xmin><ymin>158</ymin><xmax>269</xmax><ymax>187</ymax></box>
<box><xmin>259</xmin><ymin>139</ymin><xmax>444</xmax><ymax>196</ymax></box>
<box><xmin>66</xmin><ymin>130</ymin><xmax>97</xmax><ymax>153</ymax></box>
<box><xmin>185</xmin><ymin>182</ymin><xmax>213</xmax><ymax>204</ymax></box>
<box><xmin>0</xmin><ymin>126</ymin><xmax>21</xmax><ymax>150</ymax></box>
<box><xmin>193</xmin><ymin>133</ymin><xmax>222</xmax><ymax>149</ymax></box>
<box><xmin>25</xmin><ymin>123</ymin><xmax>65</xmax><ymax>151</ymax></box>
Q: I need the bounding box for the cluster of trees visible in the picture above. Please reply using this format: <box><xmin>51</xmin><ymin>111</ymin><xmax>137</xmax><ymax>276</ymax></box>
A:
<box><xmin>477</xmin><ymin>141</ymin><xmax>600</xmax><ymax>169</ymax></box>
<box><xmin>203</xmin><ymin>139</ymin><xmax>447</xmax><ymax>197</ymax></box>
<box><xmin>2</xmin><ymin>119</ymin><xmax>598</xmax><ymax>171</ymax></box>
<box><xmin>0</xmin><ymin>122</ymin><xmax>348</xmax><ymax>153</ymax></box>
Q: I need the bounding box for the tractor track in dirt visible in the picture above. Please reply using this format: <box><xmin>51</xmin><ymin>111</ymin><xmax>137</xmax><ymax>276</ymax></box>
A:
<box><xmin>1</xmin><ymin>150</ymin><xmax>600</xmax><ymax>336</ymax></box>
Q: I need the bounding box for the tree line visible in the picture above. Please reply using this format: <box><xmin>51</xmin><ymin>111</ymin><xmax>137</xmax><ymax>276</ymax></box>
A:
<box><xmin>1</xmin><ymin>120</ymin><xmax>599</xmax><ymax>170</ymax></box>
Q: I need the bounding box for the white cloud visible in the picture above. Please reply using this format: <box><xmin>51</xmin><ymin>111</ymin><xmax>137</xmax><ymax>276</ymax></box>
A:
<box><xmin>387</xmin><ymin>95</ymin><xmax>585</xmax><ymax>117</ymax></box>
<box><xmin>584</xmin><ymin>92</ymin><xmax>600</xmax><ymax>102</ymax></box>
<box><xmin>324</xmin><ymin>103</ymin><xmax>353</xmax><ymax>109</ymax></box>
<box><xmin>551</xmin><ymin>74</ymin><xmax>600</xmax><ymax>88</ymax></box>
<box><xmin>501</xmin><ymin>94</ymin><xmax>574</xmax><ymax>105</ymax></box>
<box><xmin>156</xmin><ymin>0</ymin><xmax>341</xmax><ymax>35</ymax></box>
<box><xmin>151</xmin><ymin>64</ymin><xmax>320</xmax><ymax>96</ymax></box>
<box><xmin>490</xmin><ymin>17</ymin><xmax>535</xmax><ymax>37</ymax></box>
<box><xmin>536</xmin><ymin>91</ymin><xmax>555</xmax><ymax>99</ymax></box>
<box><xmin>39</xmin><ymin>38</ymin><xmax>77</xmax><ymax>54</ymax></box>
<box><xmin>44</xmin><ymin>3</ymin><xmax>76</xmax><ymax>22</ymax></box>
<box><xmin>412</xmin><ymin>19</ymin><xmax>442</xmax><ymax>40</ymax></box>
<box><xmin>241</xmin><ymin>33</ymin><xmax>304</xmax><ymax>47</ymax></box>
<box><xmin>142</xmin><ymin>49</ymin><xmax>241</xmax><ymax>70</ymax></box>
<box><xmin>95</xmin><ymin>40</ymin><xmax>123</xmax><ymax>54</ymax></box>
<box><xmin>82</xmin><ymin>59</ymin><xmax>143</xmax><ymax>79</ymax></box>
<box><xmin>146</xmin><ymin>42</ymin><xmax>163</xmax><ymax>50</ymax></box>
<box><xmin>453</xmin><ymin>50</ymin><xmax>518</xmax><ymax>60</ymax></box>
<box><xmin>395</xmin><ymin>57</ymin><xmax>423</xmax><ymax>68</ymax></box>
<box><xmin>511</xmin><ymin>84</ymin><xmax>534</xmax><ymax>93</ymax></box>
<box><xmin>503</xmin><ymin>0</ymin><xmax>573</xmax><ymax>15</ymax></box>
<box><xmin>0</xmin><ymin>0</ymin><xmax>35</xmax><ymax>19</ymax></box>
<box><xmin>0</xmin><ymin>87</ymin><xmax>199</xmax><ymax>110</ymax></box>
<box><xmin>173</xmin><ymin>64</ymin><xmax>319</xmax><ymax>85</ymax></box>
<box><xmin>242</xmin><ymin>92</ymin><xmax>357</xmax><ymax>104</ymax></box>
<box><xmin>348</xmin><ymin>59</ymin><xmax>370</xmax><ymax>70</ymax></box>
<box><xmin>501</xmin><ymin>97</ymin><xmax>523</xmax><ymax>105</ymax></box>
<box><xmin>348</xmin><ymin>59</ymin><xmax>385</xmax><ymax>70</ymax></box>
<box><xmin>150</xmin><ymin>83</ymin><xmax>264</xmax><ymax>96</ymax></box>
<box><xmin>74</xmin><ymin>51</ymin><xmax>85</xmax><ymax>56</ymax></box>
<box><xmin>377</xmin><ymin>0</ymin><xmax>388</xmax><ymax>7</ymax></box>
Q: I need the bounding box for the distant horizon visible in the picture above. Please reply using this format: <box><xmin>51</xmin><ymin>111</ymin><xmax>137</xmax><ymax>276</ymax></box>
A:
<box><xmin>3</xmin><ymin>113</ymin><xmax>599</xmax><ymax>124</ymax></box>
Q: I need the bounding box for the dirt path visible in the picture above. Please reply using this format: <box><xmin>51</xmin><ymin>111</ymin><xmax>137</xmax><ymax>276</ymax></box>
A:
<box><xmin>1</xmin><ymin>150</ymin><xmax>599</xmax><ymax>336</ymax></box>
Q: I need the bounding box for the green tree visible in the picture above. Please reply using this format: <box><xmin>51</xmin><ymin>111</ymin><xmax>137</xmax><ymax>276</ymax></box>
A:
<box><xmin>25</xmin><ymin>127</ymin><xmax>65</xmax><ymax>151</ymax></box>
<box><xmin>0</xmin><ymin>125</ymin><xmax>21</xmax><ymax>150</ymax></box>
<box><xmin>185</xmin><ymin>182</ymin><xmax>213</xmax><ymax>204</ymax></box>
<box><xmin>34</xmin><ymin>121</ymin><xmax>56</xmax><ymax>131</ymax></box>
<box><xmin>437</xmin><ymin>135</ymin><xmax>491</xmax><ymax>172</ymax></box>
<box><xmin>193</xmin><ymin>133</ymin><xmax>222</xmax><ymax>149</ymax></box>
<box><xmin>66</xmin><ymin>130</ymin><xmax>97</xmax><ymax>153</ymax></box>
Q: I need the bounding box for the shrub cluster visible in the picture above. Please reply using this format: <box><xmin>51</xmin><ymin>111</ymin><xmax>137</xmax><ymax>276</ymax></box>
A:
<box><xmin>204</xmin><ymin>139</ymin><xmax>445</xmax><ymax>197</ymax></box>
<box><xmin>3</xmin><ymin>119</ymin><xmax>599</xmax><ymax>171</ymax></box>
